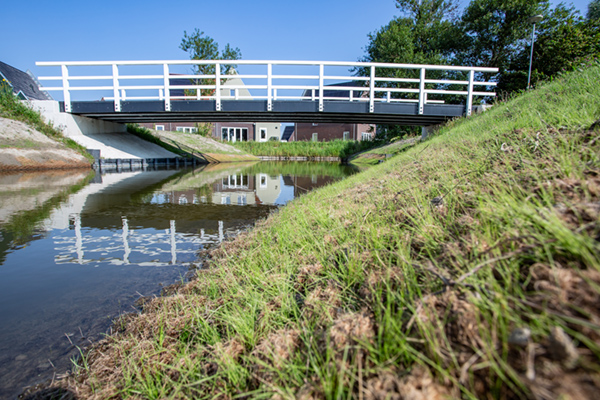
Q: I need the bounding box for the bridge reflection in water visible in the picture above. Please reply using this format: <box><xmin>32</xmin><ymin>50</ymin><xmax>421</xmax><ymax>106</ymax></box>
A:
<box><xmin>44</xmin><ymin>163</ymin><xmax>353</xmax><ymax>267</ymax></box>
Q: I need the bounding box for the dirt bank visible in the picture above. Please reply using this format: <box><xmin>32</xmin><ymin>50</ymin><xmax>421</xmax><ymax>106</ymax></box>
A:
<box><xmin>0</xmin><ymin>117</ymin><xmax>90</xmax><ymax>171</ymax></box>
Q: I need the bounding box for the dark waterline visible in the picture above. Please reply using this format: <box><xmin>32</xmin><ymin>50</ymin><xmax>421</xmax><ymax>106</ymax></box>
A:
<box><xmin>0</xmin><ymin>162</ymin><xmax>358</xmax><ymax>399</ymax></box>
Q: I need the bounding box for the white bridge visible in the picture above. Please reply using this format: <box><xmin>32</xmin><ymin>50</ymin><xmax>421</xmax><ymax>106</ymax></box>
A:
<box><xmin>36</xmin><ymin>60</ymin><xmax>498</xmax><ymax>125</ymax></box>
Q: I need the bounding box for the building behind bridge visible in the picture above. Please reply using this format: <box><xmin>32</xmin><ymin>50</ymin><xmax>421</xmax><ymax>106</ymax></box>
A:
<box><xmin>139</xmin><ymin>71</ymin><xmax>280</xmax><ymax>142</ymax></box>
<box><xmin>140</xmin><ymin>75</ymin><xmax>375</xmax><ymax>143</ymax></box>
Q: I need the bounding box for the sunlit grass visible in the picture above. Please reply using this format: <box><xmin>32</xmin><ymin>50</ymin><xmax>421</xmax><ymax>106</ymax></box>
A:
<box><xmin>233</xmin><ymin>139</ymin><xmax>380</xmax><ymax>158</ymax></box>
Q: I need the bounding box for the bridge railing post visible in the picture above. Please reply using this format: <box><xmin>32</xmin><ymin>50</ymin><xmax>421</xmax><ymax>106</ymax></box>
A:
<box><xmin>267</xmin><ymin>63</ymin><xmax>273</xmax><ymax>111</ymax></box>
<box><xmin>318</xmin><ymin>64</ymin><xmax>324</xmax><ymax>112</ymax></box>
<box><xmin>61</xmin><ymin>65</ymin><xmax>71</xmax><ymax>113</ymax></box>
<box><xmin>418</xmin><ymin>67</ymin><xmax>426</xmax><ymax>115</ymax></box>
<box><xmin>112</xmin><ymin>64</ymin><xmax>121</xmax><ymax>112</ymax></box>
<box><xmin>215</xmin><ymin>62</ymin><xmax>221</xmax><ymax>111</ymax></box>
<box><xmin>163</xmin><ymin>64</ymin><xmax>171</xmax><ymax>112</ymax></box>
<box><xmin>369</xmin><ymin>66</ymin><xmax>375</xmax><ymax>113</ymax></box>
<box><xmin>466</xmin><ymin>69</ymin><xmax>475</xmax><ymax>117</ymax></box>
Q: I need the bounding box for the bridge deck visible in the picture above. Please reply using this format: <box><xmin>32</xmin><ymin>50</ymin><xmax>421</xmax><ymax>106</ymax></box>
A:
<box><xmin>66</xmin><ymin>100</ymin><xmax>465</xmax><ymax>126</ymax></box>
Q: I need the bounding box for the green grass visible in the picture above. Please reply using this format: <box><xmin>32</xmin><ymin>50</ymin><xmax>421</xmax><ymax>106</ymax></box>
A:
<box><xmin>56</xmin><ymin>63</ymin><xmax>600</xmax><ymax>399</ymax></box>
<box><xmin>0</xmin><ymin>84</ymin><xmax>94</xmax><ymax>162</ymax></box>
<box><xmin>232</xmin><ymin>139</ymin><xmax>380</xmax><ymax>158</ymax></box>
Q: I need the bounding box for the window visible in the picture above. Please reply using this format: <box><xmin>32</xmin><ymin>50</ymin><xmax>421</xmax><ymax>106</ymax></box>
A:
<box><xmin>155</xmin><ymin>125</ymin><xmax>165</xmax><ymax>131</ymax></box>
<box><xmin>230</xmin><ymin>89</ymin><xmax>235</xmax><ymax>98</ymax></box>
<box><xmin>343</xmin><ymin>131</ymin><xmax>350</xmax><ymax>141</ymax></box>
<box><xmin>221</xmin><ymin>127</ymin><xmax>249</xmax><ymax>142</ymax></box>
<box><xmin>361</xmin><ymin>132</ymin><xmax>371</xmax><ymax>141</ymax></box>
<box><xmin>176</xmin><ymin>127</ymin><xmax>197</xmax><ymax>133</ymax></box>
<box><xmin>259</xmin><ymin>174</ymin><xmax>268</xmax><ymax>188</ymax></box>
<box><xmin>312</xmin><ymin>132</ymin><xmax>318</xmax><ymax>142</ymax></box>
<box><xmin>260</xmin><ymin>128</ymin><xmax>267</xmax><ymax>142</ymax></box>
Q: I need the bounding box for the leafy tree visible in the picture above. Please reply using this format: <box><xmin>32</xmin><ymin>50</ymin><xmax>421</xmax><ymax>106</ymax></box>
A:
<box><xmin>499</xmin><ymin>4</ymin><xmax>600</xmax><ymax>92</ymax></box>
<box><xmin>588</xmin><ymin>0</ymin><xmax>600</xmax><ymax>20</ymax></box>
<box><xmin>179</xmin><ymin>29</ymin><xmax>241</xmax><ymax>96</ymax></box>
<box><xmin>457</xmin><ymin>0</ymin><xmax>549</xmax><ymax>86</ymax></box>
<box><xmin>359</xmin><ymin>0</ymin><xmax>461</xmax><ymax>139</ymax></box>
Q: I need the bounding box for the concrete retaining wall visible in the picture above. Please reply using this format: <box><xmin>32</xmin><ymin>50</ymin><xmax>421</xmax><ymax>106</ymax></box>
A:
<box><xmin>29</xmin><ymin>100</ymin><xmax>127</xmax><ymax>137</ymax></box>
<box><xmin>27</xmin><ymin>101</ymin><xmax>178</xmax><ymax>160</ymax></box>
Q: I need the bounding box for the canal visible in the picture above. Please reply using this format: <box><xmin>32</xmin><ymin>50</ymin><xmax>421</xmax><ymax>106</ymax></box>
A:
<box><xmin>0</xmin><ymin>161</ymin><xmax>358</xmax><ymax>399</ymax></box>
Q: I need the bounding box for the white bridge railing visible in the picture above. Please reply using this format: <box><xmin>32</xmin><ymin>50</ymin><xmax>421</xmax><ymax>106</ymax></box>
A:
<box><xmin>36</xmin><ymin>60</ymin><xmax>498</xmax><ymax>116</ymax></box>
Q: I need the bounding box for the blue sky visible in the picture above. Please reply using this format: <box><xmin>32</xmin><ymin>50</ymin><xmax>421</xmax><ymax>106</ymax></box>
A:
<box><xmin>1</xmin><ymin>0</ymin><xmax>593</xmax><ymax>78</ymax></box>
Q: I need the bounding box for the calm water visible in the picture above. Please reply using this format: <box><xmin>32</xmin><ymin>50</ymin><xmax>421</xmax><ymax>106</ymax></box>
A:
<box><xmin>0</xmin><ymin>161</ymin><xmax>357</xmax><ymax>399</ymax></box>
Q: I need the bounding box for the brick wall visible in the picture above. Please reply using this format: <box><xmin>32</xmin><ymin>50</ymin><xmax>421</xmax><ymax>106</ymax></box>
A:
<box><xmin>294</xmin><ymin>123</ymin><xmax>375</xmax><ymax>142</ymax></box>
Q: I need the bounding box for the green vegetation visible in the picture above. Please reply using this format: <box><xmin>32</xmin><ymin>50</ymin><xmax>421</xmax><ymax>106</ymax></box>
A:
<box><xmin>0</xmin><ymin>84</ymin><xmax>94</xmax><ymax>161</ymax></box>
<box><xmin>53</xmin><ymin>61</ymin><xmax>600</xmax><ymax>399</ymax></box>
<box><xmin>179</xmin><ymin>29</ymin><xmax>242</xmax><ymax>97</ymax></box>
<box><xmin>360</xmin><ymin>0</ymin><xmax>600</xmax><ymax>139</ymax></box>
<box><xmin>363</xmin><ymin>0</ymin><xmax>600</xmax><ymax>95</ymax></box>
<box><xmin>232</xmin><ymin>140</ymin><xmax>380</xmax><ymax>159</ymax></box>
<box><xmin>349</xmin><ymin>137</ymin><xmax>418</xmax><ymax>165</ymax></box>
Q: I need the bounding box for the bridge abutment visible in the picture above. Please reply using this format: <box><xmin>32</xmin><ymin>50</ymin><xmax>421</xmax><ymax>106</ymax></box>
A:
<box><xmin>28</xmin><ymin>100</ymin><xmax>127</xmax><ymax>138</ymax></box>
<box><xmin>27</xmin><ymin>100</ymin><xmax>178</xmax><ymax>160</ymax></box>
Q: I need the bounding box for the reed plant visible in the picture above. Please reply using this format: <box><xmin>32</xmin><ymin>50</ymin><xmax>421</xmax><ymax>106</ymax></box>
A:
<box><xmin>233</xmin><ymin>139</ymin><xmax>379</xmax><ymax>158</ymax></box>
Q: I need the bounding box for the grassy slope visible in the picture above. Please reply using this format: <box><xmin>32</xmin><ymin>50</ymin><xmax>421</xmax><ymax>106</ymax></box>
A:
<box><xmin>127</xmin><ymin>125</ymin><xmax>259</xmax><ymax>163</ymax></box>
<box><xmin>0</xmin><ymin>87</ymin><xmax>94</xmax><ymax>162</ymax></box>
<box><xmin>349</xmin><ymin>137</ymin><xmax>419</xmax><ymax>165</ymax></box>
<box><xmin>59</xmin><ymin>65</ymin><xmax>600</xmax><ymax>399</ymax></box>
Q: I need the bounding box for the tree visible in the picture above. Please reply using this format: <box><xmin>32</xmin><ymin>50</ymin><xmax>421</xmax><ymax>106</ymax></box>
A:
<box><xmin>362</xmin><ymin>0</ymin><xmax>461</xmax><ymax>67</ymax></box>
<box><xmin>457</xmin><ymin>0</ymin><xmax>549</xmax><ymax>86</ymax></box>
<box><xmin>359</xmin><ymin>0</ymin><xmax>462</xmax><ymax>139</ymax></box>
<box><xmin>498</xmin><ymin>4</ymin><xmax>600</xmax><ymax>92</ymax></box>
<box><xmin>588</xmin><ymin>0</ymin><xmax>600</xmax><ymax>20</ymax></box>
<box><xmin>179</xmin><ymin>29</ymin><xmax>241</xmax><ymax>96</ymax></box>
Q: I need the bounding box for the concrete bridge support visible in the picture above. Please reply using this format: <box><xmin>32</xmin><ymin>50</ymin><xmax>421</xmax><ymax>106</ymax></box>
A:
<box><xmin>421</xmin><ymin>124</ymin><xmax>442</xmax><ymax>140</ymax></box>
<box><xmin>29</xmin><ymin>100</ymin><xmax>127</xmax><ymax>138</ymax></box>
<box><xmin>27</xmin><ymin>100</ymin><xmax>177</xmax><ymax>159</ymax></box>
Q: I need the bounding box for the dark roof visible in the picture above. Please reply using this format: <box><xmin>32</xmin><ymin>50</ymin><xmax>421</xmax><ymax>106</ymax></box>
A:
<box><xmin>281</xmin><ymin>125</ymin><xmax>294</xmax><ymax>141</ymax></box>
<box><xmin>0</xmin><ymin>61</ymin><xmax>52</xmax><ymax>100</ymax></box>
<box><xmin>302</xmin><ymin>81</ymin><xmax>366</xmax><ymax>99</ymax></box>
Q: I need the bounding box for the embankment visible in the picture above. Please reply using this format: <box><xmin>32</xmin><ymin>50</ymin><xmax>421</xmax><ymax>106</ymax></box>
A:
<box><xmin>0</xmin><ymin>117</ymin><xmax>90</xmax><ymax>171</ymax></box>
<box><xmin>36</xmin><ymin>63</ymin><xmax>600</xmax><ymax>399</ymax></box>
<box><xmin>128</xmin><ymin>126</ymin><xmax>259</xmax><ymax>163</ymax></box>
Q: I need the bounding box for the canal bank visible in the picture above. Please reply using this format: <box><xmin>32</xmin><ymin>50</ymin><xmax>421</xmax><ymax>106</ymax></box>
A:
<box><xmin>34</xmin><ymin>64</ymin><xmax>600</xmax><ymax>399</ymax></box>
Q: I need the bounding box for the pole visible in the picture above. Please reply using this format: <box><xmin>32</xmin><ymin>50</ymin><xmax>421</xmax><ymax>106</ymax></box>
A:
<box><xmin>527</xmin><ymin>22</ymin><xmax>537</xmax><ymax>90</ymax></box>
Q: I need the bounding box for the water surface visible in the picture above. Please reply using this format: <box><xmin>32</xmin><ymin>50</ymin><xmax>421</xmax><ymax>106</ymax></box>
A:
<box><xmin>0</xmin><ymin>162</ymin><xmax>357</xmax><ymax>398</ymax></box>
